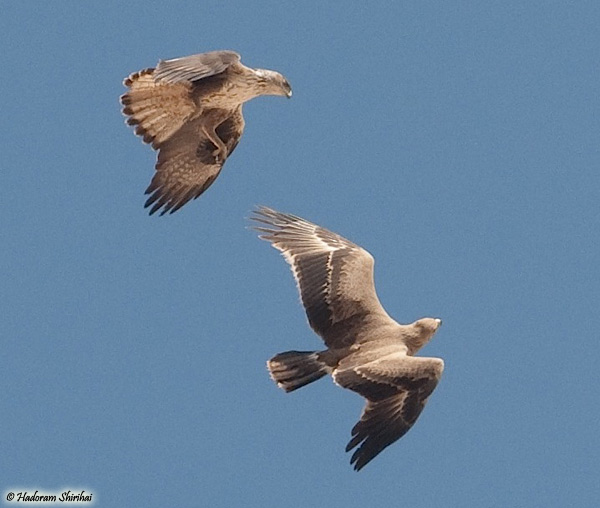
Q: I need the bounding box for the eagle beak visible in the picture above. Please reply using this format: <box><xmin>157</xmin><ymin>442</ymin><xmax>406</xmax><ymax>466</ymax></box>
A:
<box><xmin>435</xmin><ymin>318</ymin><xmax>442</xmax><ymax>328</ymax></box>
<box><xmin>286</xmin><ymin>89</ymin><xmax>293</xmax><ymax>98</ymax></box>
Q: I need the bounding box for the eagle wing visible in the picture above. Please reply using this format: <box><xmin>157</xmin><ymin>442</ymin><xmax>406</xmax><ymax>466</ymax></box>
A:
<box><xmin>143</xmin><ymin>107</ymin><xmax>245</xmax><ymax>215</ymax></box>
<box><xmin>121</xmin><ymin>68</ymin><xmax>197</xmax><ymax>149</ymax></box>
<box><xmin>334</xmin><ymin>353</ymin><xmax>444</xmax><ymax>471</ymax></box>
<box><xmin>120</xmin><ymin>52</ymin><xmax>241</xmax><ymax>149</ymax></box>
<box><xmin>153</xmin><ymin>50</ymin><xmax>241</xmax><ymax>83</ymax></box>
<box><xmin>251</xmin><ymin>207</ymin><xmax>389</xmax><ymax>347</ymax></box>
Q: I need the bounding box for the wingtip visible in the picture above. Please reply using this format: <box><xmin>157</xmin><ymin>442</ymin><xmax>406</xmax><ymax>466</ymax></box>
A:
<box><xmin>248</xmin><ymin>205</ymin><xmax>278</xmax><ymax>228</ymax></box>
<box><xmin>251</xmin><ymin>204</ymin><xmax>275</xmax><ymax>217</ymax></box>
<box><xmin>348</xmin><ymin>449</ymin><xmax>369</xmax><ymax>472</ymax></box>
<box><xmin>249</xmin><ymin>206</ymin><xmax>306</xmax><ymax>229</ymax></box>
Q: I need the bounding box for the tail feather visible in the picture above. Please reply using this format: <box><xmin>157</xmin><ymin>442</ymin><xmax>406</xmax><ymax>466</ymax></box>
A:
<box><xmin>267</xmin><ymin>351</ymin><xmax>329</xmax><ymax>392</ymax></box>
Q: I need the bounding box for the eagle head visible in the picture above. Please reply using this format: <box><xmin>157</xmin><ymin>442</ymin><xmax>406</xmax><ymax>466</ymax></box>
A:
<box><xmin>255</xmin><ymin>69</ymin><xmax>292</xmax><ymax>98</ymax></box>
<box><xmin>416</xmin><ymin>317</ymin><xmax>442</xmax><ymax>335</ymax></box>
<box><xmin>405</xmin><ymin>317</ymin><xmax>442</xmax><ymax>355</ymax></box>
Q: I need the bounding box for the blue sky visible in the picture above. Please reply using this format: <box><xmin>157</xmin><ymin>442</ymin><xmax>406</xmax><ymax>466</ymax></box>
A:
<box><xmin>1</xmin><ymin>1</ymin><xmax>599</xmax><ymax>506</ymax></box>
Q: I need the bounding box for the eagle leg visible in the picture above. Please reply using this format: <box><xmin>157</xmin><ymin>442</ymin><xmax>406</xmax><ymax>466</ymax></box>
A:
<box><xmin>201</xmin><ymin>124</ymin><xmax>228</xmax><ymax>165</ymax></box>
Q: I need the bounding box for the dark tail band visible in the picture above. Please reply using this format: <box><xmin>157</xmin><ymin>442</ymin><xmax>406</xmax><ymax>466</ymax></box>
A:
<box><xmin>267</xmin><ymin>350</ymin><xmax>329</xmax><ymax>392</ymax></box>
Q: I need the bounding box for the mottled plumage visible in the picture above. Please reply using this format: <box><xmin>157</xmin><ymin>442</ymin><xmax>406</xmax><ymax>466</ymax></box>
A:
<box><xmin>251</xmin><ymin>206</ymin><xmax>444</xmax><ymax>471</ymax></box>
<box><xmin>121</xmin><ymin>51</ymin><xmax>291</xmax><ymax>215</ymax></box>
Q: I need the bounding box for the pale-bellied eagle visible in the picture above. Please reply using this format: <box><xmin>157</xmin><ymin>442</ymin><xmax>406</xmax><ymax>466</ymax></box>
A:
<box><xmin>251</xmin><ymin>206</ymin><xmax>444</xmax><ymax>471</ymax></box>
<box><xmin>121</xmin><ymin>51</ymin><xmax>291</xmax><ymax>215</ymax></box>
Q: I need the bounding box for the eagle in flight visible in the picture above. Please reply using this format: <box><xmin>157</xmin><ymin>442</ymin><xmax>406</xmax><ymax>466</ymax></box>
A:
<box><xmin>121</xmin><ymin>51</ymin><xmax>292</xmax><ymax>215</ymax></box>
<box><xmin>251</xmin><ymin>207</ymin><xmax>444</xmax><ymax>471</ymax></box>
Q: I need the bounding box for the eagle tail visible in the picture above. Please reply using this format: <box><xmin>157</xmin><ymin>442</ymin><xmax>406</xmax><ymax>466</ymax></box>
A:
<box><xmin>267</xmin><ymin>351</ymin><xmax>329</xmax><ymax>392</ymax></box>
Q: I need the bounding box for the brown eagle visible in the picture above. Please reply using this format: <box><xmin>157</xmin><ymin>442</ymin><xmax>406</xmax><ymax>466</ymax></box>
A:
<box><xmin>251</xmin><ymin>206</ymin><xmax>444</xmax><ymax>471</ymax></box>
<box><xmin>121</xmin><ymin>51</ymin><xmax>292</xmax><ymax>215</ymax></box>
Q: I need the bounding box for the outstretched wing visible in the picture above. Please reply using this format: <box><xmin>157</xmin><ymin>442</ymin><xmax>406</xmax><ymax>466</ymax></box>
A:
<box><xmin>153</xmin><ymin>50</ymin><xmax>241</xmax><ymax>83</ymax></box>
<box><xmin>251</xmin><ymin>207</ymin><xmax>389</xmax><ymax>347</ymax></box>
<box><xmin>334</xmin><ymin>354</ymin><xmax>444</xmax><ymax>471</ymax></box>
<box><xmin>144</xmin><ymin>107</ymin><xmax>244</xmax><ymax>215</ymax></box>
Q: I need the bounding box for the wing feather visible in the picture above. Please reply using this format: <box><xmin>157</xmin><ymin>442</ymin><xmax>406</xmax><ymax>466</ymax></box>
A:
<box><xmin>121</xmin><ymin>69</ymin><xmax>196</xmax><ymax>148</ymax></box>
<box><xmin>251</xmin><ymin>207</ymin><xmax>388</xmax><ymax>347</ymax></box>
<box><xmin>334</xmin><ymin>355</ymin><xmax>443</xmax><ymax>471</ymax></box>
<box><xmin>144</xmin><ymin>107</ymin><xmax>244</xmax><ymax>215</ymax></box>
<box><xmin>154</xmin><ymin>50</ymin><xmax>241</xmax><ymax>84</ymax></box>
